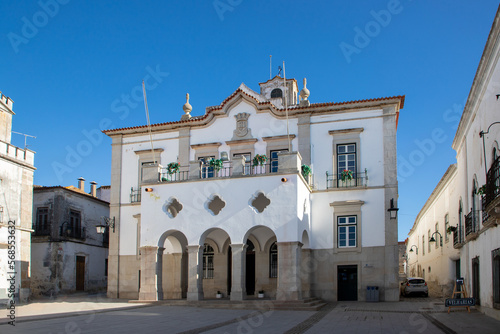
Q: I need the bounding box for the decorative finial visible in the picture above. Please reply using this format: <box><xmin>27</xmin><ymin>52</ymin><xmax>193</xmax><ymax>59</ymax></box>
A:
<box><xmin>299</xmin><ymin>78</ymin><xmax>310</xmax><ymax>106</ymax></box>
<box><xmin>182</xmin><ymin>93</ymin><xmax>192</xmax><ymax>120</ymax></box>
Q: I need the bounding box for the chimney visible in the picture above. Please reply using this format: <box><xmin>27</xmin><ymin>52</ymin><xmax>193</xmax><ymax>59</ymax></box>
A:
<box><xmin>90</xmin><ymin>181</ymin><xmax>97</xmax><ymax>197</ymax></box>
<box><xmin>78</xmin><ymin>177</ymin><xmax>85</xmax><ymax>191</ymax></box>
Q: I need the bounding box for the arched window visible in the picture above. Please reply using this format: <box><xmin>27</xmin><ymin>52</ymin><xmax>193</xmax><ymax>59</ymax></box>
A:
<box><xmin>203</xmin><ymin>244</ymin><xmax>214</xmax><ymax>279</ymax></box>
<box><xmin>444</xmin><ymin>214</ymin><xmax>449</xmax><ymax>242</ymax></box>
<box><xmin>269</xmin><ymin>242</ymin><xmax>278</xmax><ymax>278</ymax></box>
<box><xmin>472</xmin><ymin>180</ymin><xmax>478</xmax><ymax>231</ymax></box>
<box><xmin>458</xmin><ymin>200</ymin><xmax>463</xmax><ymax>242</ymax></box>
<box><xmin>271</xmin><ymin>88</ymin><xmax>283</xmax><ymax>98</ymax></box>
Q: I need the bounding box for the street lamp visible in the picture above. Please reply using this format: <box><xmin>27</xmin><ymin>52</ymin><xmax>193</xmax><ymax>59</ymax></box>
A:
<box><xmin>479</xmin><ymin>121</ymin><xmax>500</xmax><ymax>179</ymax></box>
<box><xmin>387</xmin><ymin>198</ymin><xmax>399</xmax><ymax>219</ymax></box>
<box><xmin>408</xmin><ymin>245</ymin><xmax>418</xmax><ymax>255</ymax></box>
<box><xmin>429</xmin><ymin>231</ymin><xmax>443</xmax><ymax>247</ymax></box>
<box><xmin>96</xmin><ymin>216</ymin><xmax>115</xmax><ymax>234</ymax></box>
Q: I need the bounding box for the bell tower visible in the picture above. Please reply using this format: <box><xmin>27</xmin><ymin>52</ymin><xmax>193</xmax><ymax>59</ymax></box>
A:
<box><xmin>259</xmin><ymin>76</ymin><xmax>299</xmax><ymax>107</ymax></box>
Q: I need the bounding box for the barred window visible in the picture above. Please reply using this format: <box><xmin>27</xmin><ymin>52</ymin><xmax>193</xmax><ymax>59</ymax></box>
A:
<box><xmin>203</xmin><ymin>244</ymin><xmax>214</xmax><ymax>279</ymax></box>
<box><xmin>269</xmin><ymin>242</ymin><xmax>278</xmax><ymax>278</ymax></box>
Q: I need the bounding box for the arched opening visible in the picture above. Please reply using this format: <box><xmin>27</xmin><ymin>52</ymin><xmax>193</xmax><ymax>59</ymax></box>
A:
<box><xmin>271</xmin><ymin>88</ymin><xmax>283</xmax><ymax>98</ymax></box>
<box><xmin>157</xmin><ymin>230</ymin><xmax>188</xmax><ymax>300</ymax></box>
<box><xmin>199</xmin><ymin>228</ymin><xmax>231</xmax><ymax>298</ymax></box>
<box><xmin>246</xmin><ymin>239</ymin><xmax>256</xmax><ymax>295</ymax></box>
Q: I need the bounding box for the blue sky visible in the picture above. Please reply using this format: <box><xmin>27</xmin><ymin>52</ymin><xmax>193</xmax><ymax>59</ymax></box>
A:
<box><xmin>1</xmin><ymin>1</ymin><xmax>498</xmax><ymax>241</ymax></box>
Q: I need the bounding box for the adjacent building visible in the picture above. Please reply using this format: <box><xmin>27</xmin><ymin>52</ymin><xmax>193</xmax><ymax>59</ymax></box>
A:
<box><xmin>31</xmin><ymin>178</ymin><xmax>110</xmax><ymax>296</ymax></box>
<box><xmin>104</xmin><ymin>75</ymin><xmax>404</xmax><ymax>302</ymax></box>
<box><xmin>0</xmin><ymin>92</ymin><xmax>36</xmax><ymax>302</ymax></box>
<box><xmin>409</xmin><ymin>6</ymin><xmax>500</xmax><ymax>320</ymax></box>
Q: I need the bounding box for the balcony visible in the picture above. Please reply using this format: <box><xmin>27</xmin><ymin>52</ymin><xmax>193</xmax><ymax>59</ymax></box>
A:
<box><xmin>32</xmin><ymin>225</ymin><xmax>51</xmax><ymax>237</ymax></box>
<box><xmin>326</xmin><ymin>169</ymin><xmax>368</xmax><ymax>189</ymax></box>
<box><xmin>60</xmin><ymin>226</ymin><xmax>86</xmax><ymax>240</ymax></box>
<box><xmin>453</xmin><ymin>226</ymin><xmax>464</xmax><ymax>249</ymax></box>
<box><xmin>465</xmin><ymin>210</ymin><xmax>480</xmax><ymax>241</ymax></box>
<box><xmin>131</xmin><ymin>188</ymin><xmax>141</xmax><ymax>203</ymax></box>
<box><xmin>142</xmin><ymin>152</ymin><xmax>313</xmax><ymax>187</ymax></box>
<box><xmin>483</xmin><ymin>155</ymin><xmax>500</xmax><ymax>225</ymax></box>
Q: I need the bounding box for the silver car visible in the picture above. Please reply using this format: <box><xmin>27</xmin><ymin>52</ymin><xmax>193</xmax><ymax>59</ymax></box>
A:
<box><xmin>401</xmin><ymin>277</ymin><xmax>428</xmax><ymax>297</ymax></box>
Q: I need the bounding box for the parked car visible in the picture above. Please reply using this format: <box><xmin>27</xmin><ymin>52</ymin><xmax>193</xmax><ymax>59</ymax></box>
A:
<box><xmin>400</xmin><ymin>277</ymin><xmax>428</xmax><ymax>297</ymax></box>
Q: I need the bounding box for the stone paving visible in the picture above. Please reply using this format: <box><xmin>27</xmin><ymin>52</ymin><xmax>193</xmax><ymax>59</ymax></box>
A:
<box><xmin>2</xmin><ymin>294</ymin><xmax>500</xmax><ymax>333</ymax></box>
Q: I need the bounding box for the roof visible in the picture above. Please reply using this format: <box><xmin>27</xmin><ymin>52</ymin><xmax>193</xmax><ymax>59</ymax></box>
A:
<box><xmin>103</xmin><ymin>83</ymin><xmax>405</xmax><ymax>135</ymax></box>
<box><xmin>33</xmin><ymin>185</ymin><xmax>110</xmax><ymax>204</ymax></box>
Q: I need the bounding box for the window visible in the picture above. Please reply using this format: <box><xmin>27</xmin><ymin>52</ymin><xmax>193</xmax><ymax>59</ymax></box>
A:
<box><xmin>428</xmin><ymin>230</ymin><xmax>431</xmax><ymax>253</ymax></box>
<box><xmin>337</xmin><ymin>144</ymin><xmax>357</xmax><ymax>184</ymax></box>
<box><xmin>338</xmin><ymin>216</ymin><xmax>357</xmax><ymax>248</ymax></box>
<box><xmin>422</xmin><ymin>236</ymin><xmax>425</xmax><ymax>256</ymax></box>
<box><xmin>493</xmin><ymin>248</ymin><xmax>500</xmax><ymax>309</ymax></box>
<box><xmin>459</xmin><ymin>200</ymin><xmax>463</xmax><ymax>242</ymax></box>
<box><xmin>435</xmin><ymin>223</ymin><xmax>439</xmax><ymax>249</ymax></box>
<box><xmin>202</xmin><ymin>244</ymin><xmax>214</xmax><ymax>279</ymax></box>
<box><xmin>0</xmin><ymin>206</ymin><xmax>3</xmax><ymax>223</ymax></box>
<box><xmin>199</xmin><ymin>156</ymin><xmax>215</xmax><ymax>178</ymax></box>
<box><xmin>140</xmin><ymin>160</ymin><xmax>157</xmax><ymax>182</ymax></box>
<box><xmin>270</xmin><ymin>88</ymin><xmax>282</xmax><ymax>98</ymax></box>
<box><xmin>233</xmin><ymin>152</ymin><xmax>251</xmax><ymax>174</ymax></box>
<box><xmin>69</xmin><ymin>210</ymin><xmax>82</xmax><ymax>238</ymax></box>
<box><xmin>269</xmin><ymin>242</ymin><xmax>278</xmax><ymax>278</ymax></box>
<box><xmin>270</xmin><ymin>149</ymin><xmax>288</xmax><ymax>173</ymax></box>
<box><xmin>445</xmin><ymin>214</ymin><xmax>449</xmax><ymax>242</ymax></box>
<box><xmin>35</xmin><ymin>207</ymin><xmax>49</xmax><ymax>233</ymax></box>
<box><xmin>105</xmin><ymin>259</ymin><xmax>108</xmax><ymax>277</ymax></box>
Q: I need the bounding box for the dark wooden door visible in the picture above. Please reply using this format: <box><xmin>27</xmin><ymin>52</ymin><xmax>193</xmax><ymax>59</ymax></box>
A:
<box><xmin>246</xmin><ymin>240</ymin><xmax>255</xmax><ymax>295</ymax></box>
<box><xmin>472</xmin><ymin>257</ymin><xmax>480</xmax><ymax>304</ymax></box>
<box><xmin>338</xmin><ymin>265</ymin><xmax>357</xmax><ymax>301</ymax></box>
<box><xmin>227</xmin><ymin>246</ymin><xmax>232</xmax><ymax>295</ymax></box>
<box><xmin>76</xmin><ymin>256</ymin><xmax>85</xmax><ymax>291</ymax></box>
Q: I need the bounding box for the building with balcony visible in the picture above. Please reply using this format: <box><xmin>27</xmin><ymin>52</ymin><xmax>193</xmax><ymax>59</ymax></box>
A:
<box><xmin>409</xmin><ymin>6</ymin><xmax>500</xmax><ymax>320</ymax></box>
<box><xmin>406</xmin><ymin>164</ymin><xmax>460</xmax><ymax>297</ymax></box>
<box><xmin>104</xmin><ymin>75</ymin><xmax>404</xmax><ymax>302</ymax></box>
<box><xmin>31</xmin><ymin>178</ymin><xmax>109</xmax><ymax>296</ymax></box>
<box><xmin>0</xmin><ymin>92</ymin><xmax>36</xmax><ymax>303</ymax></box>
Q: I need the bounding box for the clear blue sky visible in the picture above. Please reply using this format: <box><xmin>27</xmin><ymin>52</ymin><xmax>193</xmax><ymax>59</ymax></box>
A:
<box><xmin>1</xmin><ymin>1</ymin><xmax>498</xmax><ymax>241</ymax></box>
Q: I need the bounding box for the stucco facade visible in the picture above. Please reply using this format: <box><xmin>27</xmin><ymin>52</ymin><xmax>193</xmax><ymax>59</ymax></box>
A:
<box><xmin>0</xmin><ymin>92</ymin><xmax>35</xmax><ymax>302</ymax></box>
<box><xmin>104</xmin><ymin>75</ymin><xmax>404</xmax><ymax>302</ymax></box>
<box><xmin>410</xmin><ymin>6</ymin><xmax>500</xmax><ymax>320</ymax></box>
<box><xmin>31</xmin><ymin>180</ymin><xmax>109</xmax><ymax>296</ymax></box>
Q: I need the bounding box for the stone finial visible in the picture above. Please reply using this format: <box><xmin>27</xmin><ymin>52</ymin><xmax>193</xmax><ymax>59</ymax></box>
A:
<box><xmin>181</xmin><ymin>93</ymin><xmax>192</xmax><ymax>120</ymax></box>
<box><xmin>299</xmin><ymin>78</ymin><xmax>311</xmax><ymax>106</ymax></box>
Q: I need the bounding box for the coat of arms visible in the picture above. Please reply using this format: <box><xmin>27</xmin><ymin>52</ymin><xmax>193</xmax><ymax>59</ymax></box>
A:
<box><xmin>232</xmin><ymin>112</ymin><xmax>252</xmax><ymax>140</ymax></box>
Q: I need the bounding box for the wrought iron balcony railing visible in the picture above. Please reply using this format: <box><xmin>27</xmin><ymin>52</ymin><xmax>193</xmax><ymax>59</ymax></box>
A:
<box><xmin>326</xmin><ymin>169</ymin><xmax>368</xmax><ymax>189</ymax></box>
<box><xmin>32</xmin><ymin>225</ymin><xmax>51</xmax><ymax>236</ymax></box>
<box><xmin>60</xmin><ymin>226</ymin><xmax>86</xmax><ymax>240</ymax></box>
<box><xmin>465</xmin><ymin>210</ymin><xmax>480</xmax><ymax>236</ymax></box>
<box><xmin>130</xmin><ymin>187</ymin><xmax>141</xmax><ymax>203</ymax></box>
<box><xmin>483</xmin><ymin>155</ymin><xmax>500</xmax><ymax>209</ymax></box>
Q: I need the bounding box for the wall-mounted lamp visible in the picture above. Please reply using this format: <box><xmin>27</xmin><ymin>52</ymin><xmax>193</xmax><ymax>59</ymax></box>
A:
<box><xmin>387</xmin><ymin>198</ymin><xmax>399</xmax><ymax>219</ymax></box>
<box><xmin>60</xmin><ymin>221</ymin><xmax>72</xmax><ymax>236</ymax></box>
<box><xmin>220</xmin><ymin>151</ymin><xmax>229</xmax><ymax>161</ymax></box>
<box><xmin>408</xmin><ymin>245</ymin><xmax>418</xmax><ymax>255</ymax></box>
<box><xmin>479</xmin><ymin>121</ymin><xmax>500</xmax><ymax>179</ymax></box>
<box><xmin>281</xmin><ymin>178</ymin><xmax>288</xmax><ymax>182</ymax></box>
<box><xmin>145</xmin><ymin>188</ymin><xmax>154</xmax><ymax>192</ymax></box>
<box><xmin>429</xmin><ymin>231</ymin><xmax>443</xmax><ymax>247</ymax></box>
<box><xmin>96</xmin><ymin>216</ymin><xmax>115</xmax><ymax>234</ymax></box>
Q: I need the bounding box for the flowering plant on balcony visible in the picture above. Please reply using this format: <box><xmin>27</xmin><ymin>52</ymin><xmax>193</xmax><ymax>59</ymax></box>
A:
<box><xmin>340</xmin><ymin>169</ymin><xmax>353</xmax><ymax>182</ymax></box>
<box><xmin>446</xmin><ymin>226</ymin><xmax>457</xmax><ymax>234</ymax></box>
<box><xmin>477</xmin><ymin>184</ymin><xmax>487</xmax><ymax>196</ymax></box>
<box><xmin>253</xmin><ymin>154</ymin><xmax>268</xmax><ymax>166</ymax></box>
<box><xmin>209</xmin><ymin>158</ymin><xmax>223</xmax><ymax>171</ymax></box>
<box><xmin>167</xmin><ymin>162</ymin><xmax>180</xmax><ymax>175</ymax></box>
<box><xmin>301</xmin><ymin>164</ymin><xmax>312</xmax><ymax>178</ymax></box>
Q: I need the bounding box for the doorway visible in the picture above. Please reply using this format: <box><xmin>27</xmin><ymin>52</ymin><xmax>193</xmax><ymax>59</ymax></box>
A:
<box><xmin>338</xmin><ymin>265</ymin><xmax>357</xmax><ymax>301</ymax></box>
<box><xmin>246</xmin><ymin>240</ymin><xmax>255</xmax><ymax>295</ymax></box>
<box><xmin>227</xmin><ymin>246</ymin><xmax>232</xmax><ymax>295</ymax></box>
<box><xmin>76</xmin><ymin>256</ymin><xmax>85</xmax><ymax>291</ymax></box>
<box><xmin>472</xmin><ymin>257</ymin><xmax>480</xmax><ymax>305</ymax></box>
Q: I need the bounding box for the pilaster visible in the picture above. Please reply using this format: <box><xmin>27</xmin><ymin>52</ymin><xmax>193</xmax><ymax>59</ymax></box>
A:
<box><xmin>186</xmin><ymin>245</ymin><xmax>204</xmax><ymax>300</ymax></box>
<box><xmin>230</xmin><ymin>243</ymin><xmax>247</xmax><ymax>301</ymax></box>
<box><xmin>277</xmin><ymin>241</ymin><xmax>303</xmax><ymax>300</ymax></box>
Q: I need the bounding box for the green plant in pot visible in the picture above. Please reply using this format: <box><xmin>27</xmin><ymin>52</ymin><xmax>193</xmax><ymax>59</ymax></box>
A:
<box><xmin>209</xmin><ymin>158</ymin><xmax>223</xmax><ymax>171</ymax></box>
<box><xmin>253</xmin><ymin>154</ymin><xmax>268</xmax><ymax>166</ymax></box>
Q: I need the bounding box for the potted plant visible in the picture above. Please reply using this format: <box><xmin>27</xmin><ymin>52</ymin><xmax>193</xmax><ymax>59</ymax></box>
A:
<box><xmin>447</xmin><ymin>226</ymin><xmax>457</xmax><ymax>234</ymax></box>
<box><xmin>301</xmin><ymin>164</ymin><xmax>312</xmax><ymax>178</ymax></box>
<box><xmin>209</xmin><ymin>158</ymin><xmax>224</xmax><ymax>172</ymax></box>
<box><xmin>167</xmin><ymin>162</ymin><xmax>180</xmax><ymax>175</ymax></box>
<box><xmin>258</xmin><ymin>290</ymin><xmax>265</xmax><ymax>298</ymax></box>
<box><xmin>477</xmin><ymin>184</ymin><xmax>487</xmax><ymax>196</ymax></box>
<box><xmin>340</xmin><ymin>169</ymin><xmax>353</xmax><ymax>182</ymax></box>
<box><xmin>253</xmin><ymin>154</ymin><xmax>268</xmax><ymax>166</ymax></box>
<box><xmin>216</xmin><ymin>291</ymin><xmax>223</xmax><ymax>299</ymax></box>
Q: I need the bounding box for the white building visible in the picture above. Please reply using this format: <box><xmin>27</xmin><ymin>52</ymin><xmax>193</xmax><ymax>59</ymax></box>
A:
<box><xmin>104</xmin><ymin>75</ymin><xmax>404</xmax><ymax>302</ymax></box>
<box><xmin>0</xmin><ymin>92</ymin><xmax>36</xmax><ymax>302</ymax></box>
<box><xmin>31</xmin><ymin>178</ymin><xmax>110</xmax><ymax>296</ymax></box>
<box><xmin>409</xmin><ymin>6</ymin><xmax>500</xmax><ymax>320</ymax></box>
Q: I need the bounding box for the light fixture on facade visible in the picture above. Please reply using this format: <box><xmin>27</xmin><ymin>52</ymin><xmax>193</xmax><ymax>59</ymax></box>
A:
<box><xmin>96</xmin><ymin>216</ymin><xmax>115</xmax><ymax>234</ymax></box>
<box><xmin>479</xmin><ymin>121</ymin><xmax>500</xmax><ymax>178</ymax></box>
<box><xmin>281</xmin><ymin>178</ymin><xmax>288</xmax><ymax>182</ymax></box>
<box><xmin>145</xmin><ymin>188</ymin><xmax>153</xmax><ymax>192</ymax></box>
<box><xmin>408</xmin><ymin>245</ymin><xmax>418</xmax><ymax>254</ymax></box>
<box><xmin>387</xmin><ymin>198</ymin><xmax>399</xmax><ymax>219</ymax></box>
<box><xmin>429</xmin><ymin>231</ymin><xmax>443</xmax><ymax>247</ymax></box>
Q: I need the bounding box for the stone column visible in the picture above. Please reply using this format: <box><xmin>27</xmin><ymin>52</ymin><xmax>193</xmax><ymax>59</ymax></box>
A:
<box><xmin>139</xmin><ymin>246</ymin><xmax>164</xmax><ymax>301</ymax></box>
<box><xmin>277</xmin><ymin>241</ymin><xmax>303</xmax><ymax>301</ymax></box>
<box><xmin>230</xmin><ymin>243</ymin><xmax>246</xmax><ymax>301</ymax></box>
<box><xmin>186</xmin><ymin>245</ymin><xmax>203</xmax><ymax>300</ymax></box>
<box><xmin>300</xmin><ymin>248</ymin><xmax>312</xmax><ymax>299</ymax></box>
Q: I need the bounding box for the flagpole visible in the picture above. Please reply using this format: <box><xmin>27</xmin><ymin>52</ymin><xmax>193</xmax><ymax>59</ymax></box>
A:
<box><xmin>142</xmin><ymin>80</ymin><xmax>157</xmax><ymax>164</ymax></box>
<box><xmin>283</xmin><ymin>61</ymin><xmax>291</xmax><ymax>152</ymax></box>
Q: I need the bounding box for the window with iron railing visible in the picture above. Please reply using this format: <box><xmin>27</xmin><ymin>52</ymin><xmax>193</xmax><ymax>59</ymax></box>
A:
<box><xmin>203</xmin><ymin>244</ymin><xmax>214</xmax><ymax>279</ymax></box>
<box><xmin>33</xmin><ymin>207</ymin><xmax>51</xmax><ymax>236</ymax></box>
<box><xmin>130</xmin><ymin>188</ymin><xmax>141</xmax><ymax>203</ymax></box>
<box><xmin>269</xmin><ymin>242</ymin><xmax>278</xmax><ymax>278</ymax></box>
<box><xmin>484</xmin><ymin>155</ymin><xmax>500</xmax><ymax>209</ymax></box>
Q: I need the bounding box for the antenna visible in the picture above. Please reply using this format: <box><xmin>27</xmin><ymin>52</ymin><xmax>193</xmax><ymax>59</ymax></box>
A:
<box><xmin>269</xmin><ymin>55</ymin><xmax>272</xmax><ymax>79</ymax></box>
<box><xmin>142</xmin><ymin>81</ymin><xmax>157</xmax><ymax>165</ymax></box>
<box><xmin>283</xmin><ymin>61</ymin><xmax>291</xmax><ymax>152</ymax></box>
<box><xmin>11</xmin><ymin>131</ymin><xmax>36</xmax><ymax>149</ymax></box>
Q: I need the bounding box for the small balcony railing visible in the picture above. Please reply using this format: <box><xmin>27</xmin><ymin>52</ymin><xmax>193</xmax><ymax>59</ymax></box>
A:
<box><xmin>60</xmin><ymin>226</ymin><xmax>86</xmax><ymax>240</ymax></box>
<box><xmin>465</xmin><ymin>210</ymin><xmax>480</xmax><ymax>236</ymax></box>
<box><xmin>453</xmin><ymin>227</ymin><xmax>462</xmax><ymax>247</ymax></box>
<box><xmin>483</xmin><ymin>155</ymin><xmax>500</xmax><ymax>209</ymax></box>
<box><xmin>160</xmin><ymin>168</ymin><xmax>189</xmax><ymax>182</ymax></box>
<box><xmin>32</xmin><ymin>225</ymin><xmax>51</xmax><ymax>236</ymax></box>
<box><xmin>130</xmin><ymin>188</ymin><xmax>141</xmax><ymax>203</ymax></box>
<box><xmin>326</xmin><ymin>169</ymin><xmax>368</xmax><ymax>189</ymax></box>
<box><xmin>482</xmin><ymin>196</ymin><xmax>490</xmax><ymax>223</ymax></box>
